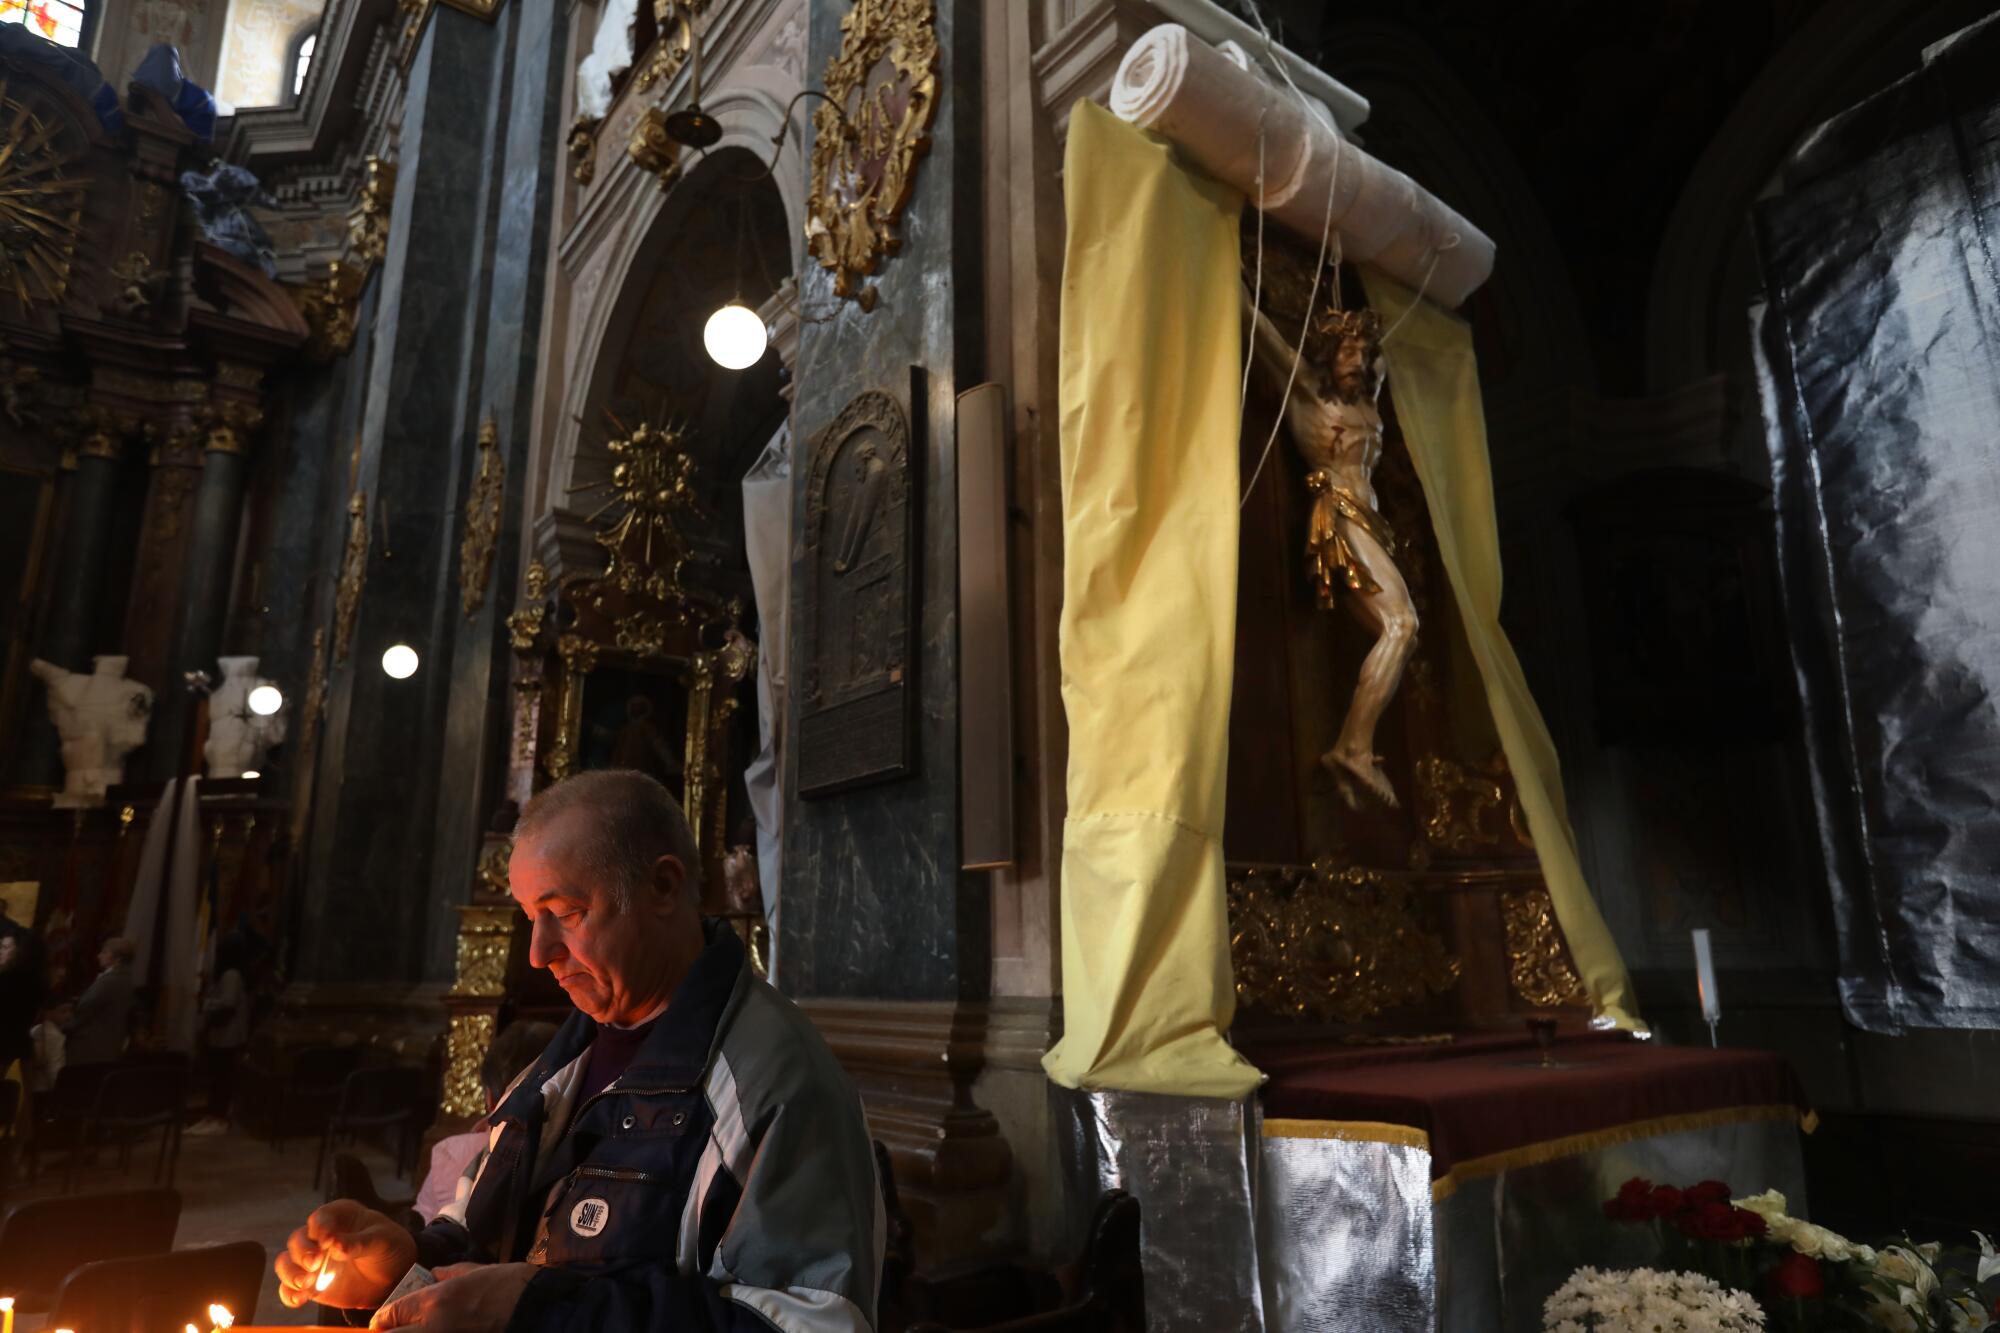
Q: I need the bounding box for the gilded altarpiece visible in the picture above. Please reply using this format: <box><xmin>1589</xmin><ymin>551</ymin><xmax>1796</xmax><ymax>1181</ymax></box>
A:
<box><xmin>1227</xmin><ymin>248</ymin><xmax>1588</xmax><ymax>1042</ymax></box>
<box><xmin>440</xmin><ymin>422</ymin><xmax>764</xmax><ymax>1120</ymax></box>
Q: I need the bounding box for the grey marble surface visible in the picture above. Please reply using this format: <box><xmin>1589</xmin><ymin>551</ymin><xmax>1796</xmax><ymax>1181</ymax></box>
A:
<box><xmin>779</xmin><ymin>0</ymin><xmax>987</xmax><ymax>1000</ymax></box>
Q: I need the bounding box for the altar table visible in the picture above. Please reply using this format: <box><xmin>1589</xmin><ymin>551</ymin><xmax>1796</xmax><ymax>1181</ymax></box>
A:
<box><xmin>1250</xmin><ymin>1032</ymin><xmax>1813</xmax><ymax>1332</ymax></box>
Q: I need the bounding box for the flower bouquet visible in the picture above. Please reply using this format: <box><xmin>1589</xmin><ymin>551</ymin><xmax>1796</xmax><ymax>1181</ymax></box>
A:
<box><xmin>1593</xmin><ymin>1177</ymin><xmax>2000</xmax><ymax>1332</ymax></box>
<box><xmin>1543</xmin><ymin>1266</ymin><xmax>1766</xmax><ymax>1331</ymax></box>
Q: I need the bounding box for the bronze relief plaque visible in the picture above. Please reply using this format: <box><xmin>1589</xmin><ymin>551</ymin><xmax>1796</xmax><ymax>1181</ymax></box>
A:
<box><xmin>797</xmin><ymin>386</ymin><xmax>919</xmax><ymax>797</ymax></box>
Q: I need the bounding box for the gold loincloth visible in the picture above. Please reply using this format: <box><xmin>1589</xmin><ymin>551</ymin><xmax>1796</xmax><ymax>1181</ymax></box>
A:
<box><xmin>1304</xmin><ymin>471</ymin><xmax>1395</xmax><ymax>608</ymax></box>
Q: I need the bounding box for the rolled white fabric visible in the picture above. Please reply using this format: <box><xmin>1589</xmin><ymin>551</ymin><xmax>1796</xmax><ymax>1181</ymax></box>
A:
<box><xmin>1110</xmin><ymin>23</ymin><xmax>1495</xmax><ymax>308</ymax></box>
<box><xmin>575</xmin><ymin>0</ymin><xmax>639</xmax><ymax>121</ymax></box>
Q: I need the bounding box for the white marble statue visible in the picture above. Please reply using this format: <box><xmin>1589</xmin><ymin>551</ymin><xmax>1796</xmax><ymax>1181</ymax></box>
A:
<box><xmin>31</xmin><ymin>655</ymin><xmax>154</xmax><ymax>807</ymax></box>
<box><xmin>204</xmin><ymin>655</ymin><xmax>286</xmax><ymax>779</ymax></box>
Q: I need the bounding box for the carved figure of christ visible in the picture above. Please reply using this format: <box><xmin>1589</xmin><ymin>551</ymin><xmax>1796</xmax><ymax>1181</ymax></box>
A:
<box><xmin>1243</xmin><ymin>287</ymin><xmax>1418</xmax><ymax>809</ymax></box>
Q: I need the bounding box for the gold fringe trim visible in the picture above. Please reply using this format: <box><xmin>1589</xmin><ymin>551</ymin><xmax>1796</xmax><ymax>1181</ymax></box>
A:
<box><xmin>1262</xmin><ymin>1118</ymin><xmax>1433</xmax><ymax>1151</ymax></box>
<box><xmin>1431</xmin><ymin>1103</ymin><xmax>1817</xmax><ymax>1202</ymax></box>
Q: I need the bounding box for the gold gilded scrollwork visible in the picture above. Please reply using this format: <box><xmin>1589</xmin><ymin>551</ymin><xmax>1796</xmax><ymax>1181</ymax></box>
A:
<box><xmin>461</xmin><ymin>419</ymin><xmax>505</xmax><ymax>618</ymax></box>
<box><xmin>348</xmin><ymin>157</ymin><xmax>397</xmax><ymax>265</ymax></box>
<box><xmin>569</xmin><ymin>117</ymin><xmax>600</xmax><ymax>185</ymax></box>
<box><xmin>476</xmin><ymin>836</ymin><xmax>512</xmax><ymax>896</ymax></box>
<box><xmin>508</xmin><ymin>558</ymin><xmax>550</xmax><ymax>651</ymax></box>
<box><xmin>684</xmin><ymin>629</ymin><xmax>755</xmax><ymax>854</ymax></box>
<box><xmin>1228</xmin><ymin>860</ymin><xmax>1461</xmax><ymax>1023</ymax></box>
<box><xmin>449</xmin><ymin>904</ymin><xmax>516</xmax><ymax>998</ymax></box>
<box><xmin>441</xmin><ymin>1011</ymin><xmax>496</xmax><ymax>1118</ymax></box>
<box><xmin>1415</xmin><ymin>753</ymin><xmax>1534</xmax><ymax>854</ymax></box>
<box><xmin>628</xmin><ymin>107</ymin><xmax>683</xmax><ymax>192</ymax></box>
<box><xmin>805</xmin><ymin>0</ymin><xmax>939</xmax><ymax>311</ymax></box>
<box><xmin>1501</xmin><ymin>885</ymin><xmax>1589</xmax><ymax>1008</ymax></box>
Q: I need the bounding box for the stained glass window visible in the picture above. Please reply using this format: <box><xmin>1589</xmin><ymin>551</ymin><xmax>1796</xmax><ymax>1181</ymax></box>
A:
<box><xmin>0</xmin><ymin>0</ymin><xmax>88</xmax><ymax>49</ymax></box>
<box><xmin>293</xmin><ymin>31</ymin><xmax>315</xmax><ymax>98</ymax></box>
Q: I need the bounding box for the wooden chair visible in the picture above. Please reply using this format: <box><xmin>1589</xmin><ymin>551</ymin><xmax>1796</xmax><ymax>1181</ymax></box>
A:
<box><xmin>26</xmin><ymin>1061</ymin><xmax>112</xmax><ymax>1182</ymax></box>
<box><xmin>71</xmin><ymin>1062</ymin><xmax>187</xmax><ymax>1192</ymax></box>
<box><xmin>0</xmin><ymin>1187</ymin><xmax>181</xmax><ymax>1311</ymax></box>
<box><xmin>48</xmin><ymin>1240</ymin><xmax>264</xmax><ymax>1333</ymax></box>
<box><xmin>314</xmin><ymin>1065</ymin><xmax>426</xmax><ymax>1191</ymax></box>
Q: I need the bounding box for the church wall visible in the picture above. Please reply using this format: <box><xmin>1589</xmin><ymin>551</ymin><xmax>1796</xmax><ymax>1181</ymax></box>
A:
<box><xmin>213</xmin><ymin>0</ymin><xmax>324</xmax><ymax>110</ymax></box>
<box><xmin>91</xmin><ymin>0</ymin><xmax>231</xmax><ymax>92</ymax></box>
<box><xmin>778</xmin><ymin>0</ymin><xmax>984</xmax><ymax>1003</ymax></box>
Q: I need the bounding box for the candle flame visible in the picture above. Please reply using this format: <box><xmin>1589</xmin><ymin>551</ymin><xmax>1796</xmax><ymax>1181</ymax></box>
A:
<box><xmin>208</xmin><ymin>1304</ymin><xmax>234</xmax><ymax>1329</ymax></box>
<box><xmin>315</xmin><ymin>1264</ymin><xmax>338</xmax><ymax>1292</ymax></box>
<box><xmin>0</xmin><ymin>1297</ymin><xmax>13</xmax><ymax>1311</ymax></box>
<box><xmin>187</xmin><ymin>1325</ymin><xmax>200</xmax><ymax>1333</ymax></box>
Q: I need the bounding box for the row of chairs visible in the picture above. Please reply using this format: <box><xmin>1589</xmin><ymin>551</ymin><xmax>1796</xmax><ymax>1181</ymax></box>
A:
<box><xmin>0</xmin><ymin>1186</ymin><xmax>264</xmax><ymax>1328</ymax></box>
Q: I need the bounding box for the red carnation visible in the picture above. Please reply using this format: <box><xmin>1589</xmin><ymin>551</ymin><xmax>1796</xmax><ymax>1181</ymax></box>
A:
<box><xmin>1649</xmin><ymin>1185</ymin><xmax>1685</xmax><ymax>1219</ymax></box>
<box><xmin>1767</xmin><ymin>1252</ymin><xmax>1825</xmax><ymax>1300</ymax></box>
<box><xmin>1684</xmin><ymin>1179</ymin><xmax>1733</xmax><ymax>1208</ymax></box>
<box><xmin>1604</xmin><ymin>1177</ymin><xmax>1656</xmax><ymax>1222</ymax></box>
<box><xmin>1677</xmin><ymin>1202</ymin><xmax>1768</xmax><ymax>1242</ymax></box>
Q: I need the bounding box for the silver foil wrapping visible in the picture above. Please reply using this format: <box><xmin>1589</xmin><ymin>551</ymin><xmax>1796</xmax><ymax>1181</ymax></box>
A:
<box><xmin>1257</xmin><ymin>1132</ymin><xmax>1436</xmax><ymax>1332</ymax></box>
<box><xmin>1053</xmin><ymin>1086</ymin><xmax>1266</xmax><ymax>1332</ymax></box>
<box><xmin>1752</xmin><ymin>12</ymin><xmax>2000</xmax><ymax>1032</ymax></box>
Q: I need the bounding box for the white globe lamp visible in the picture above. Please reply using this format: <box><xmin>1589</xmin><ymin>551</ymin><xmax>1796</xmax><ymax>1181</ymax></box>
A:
<box><xmin>703</xmin><ymin>301</ymin><xmax>768</xmax><ymax>370</ymax></box>
<box><xmin>381</xmin><ymin>643</ymin><xmax>420</xmax><ymax>679</ymax></box>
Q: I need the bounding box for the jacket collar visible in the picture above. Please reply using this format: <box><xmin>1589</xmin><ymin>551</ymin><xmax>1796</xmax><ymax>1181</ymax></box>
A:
<box><xmin>496</xmin><ymin>919</ymin><xmax>745</xmax><ymax>1123</ymax></box>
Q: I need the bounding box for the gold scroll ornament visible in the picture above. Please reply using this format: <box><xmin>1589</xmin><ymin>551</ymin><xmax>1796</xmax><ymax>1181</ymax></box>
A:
<box><xmin>1501</xmin><ymin>886</ymin><xmax>1589</xmax><ymax>1008</ymax></box>
<box><xmin>805</xmin><ymin>0</ymin><xmax>939</xmax><ymax>311</ymax></box>
<box><xmin>1415</xmin><ymin>753</ymin><xmax>1535</xmax><ymax>855</ymax></box>
<box><xmin>1229</xmin><ymin>860</ymin><xmax>1461</xmax><ymax>1023</ymax></box>
<box><xmin>0</xmin><ymin>76</ymin><xmax>87</xmax><ymax>312</ymax></box>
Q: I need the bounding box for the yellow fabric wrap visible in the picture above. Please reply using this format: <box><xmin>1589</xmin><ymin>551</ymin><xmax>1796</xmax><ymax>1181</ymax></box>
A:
<box><xmin>1042</xmin><ymin>102</ymin><xmax>1263</xmax><ymax>1098</ymax></box>
<box><xmin>1360</xmin><ymin>268</ymin><xmax>1643</xmax><ymax>1031</ymax></box>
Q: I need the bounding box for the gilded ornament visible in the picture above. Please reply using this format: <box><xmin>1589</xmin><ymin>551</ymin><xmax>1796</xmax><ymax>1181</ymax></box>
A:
<box><xmin>333</xmin><ymin>491</ymin><xmax>370</xmax><ymax>663</ymax></box>
<box><xmin>460</xmin><ymin>418</ymin><xmax>505</xmax><ymax>618</ymax></box>
<box><xmin>291</xmin><ymin>261</ymin><xmax>363</xmax><ymax>361</ymax></box>
<box><xmin>805</xmin><ymin>0</ymin><xmax>939</xmax><ymax>310</ymax></box>
<box><xmin>441</xmin><ymin>1011</ymin><xmax>497</xmax><ymax>1118</ymax></box>
<box><xmin>347</xmin><ymin>157</ymin><xmax>397</xmax><ymax>265</ymax></box>
<box><xmin>627</xmin><ymin>107</ymin><xmax>683</xmax><ymax>191</ymax></box>
<box><xmin>1415</xmin><ymin>754</ymin><xmax>1530</xmax><ymax>855</ymax></box>
<box><xmin>1501</xmin><ymin>885</ymin><xmax>1589</xmax><ymax>1008</ymax></box>
<box><xmin>448</xmin><ymin>903</ymin><xmax>516</xmax><ymax>998</ymax></box>
<box><xmin>507</xmin><ymin>558</ymin><xmax>550</xmax><ymax>650</ymax></box>
<box><xmin>1228</xmin><ymin>860</ymin><xmax>1461</xmax><ymax>1023</ymax></box>
<box><xmin>0</xmin><ymin>77</ymin><xmax>87</xmax><ymax>311</ymax></box>
<box><xmin>568</xmin><ymin>117</ymin><xmax>600</xmax><ymax>185</ymax></box>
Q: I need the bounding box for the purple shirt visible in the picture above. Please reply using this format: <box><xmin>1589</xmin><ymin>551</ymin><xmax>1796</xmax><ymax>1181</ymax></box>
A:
<box><xmin>578</xmin><ymin>1015</ymin><xmax>660</xmax><ymax>1103</ymax></box>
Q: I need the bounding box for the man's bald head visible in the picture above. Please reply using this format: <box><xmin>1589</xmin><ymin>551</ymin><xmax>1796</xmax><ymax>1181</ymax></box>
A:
<box><xmin>514</xmin><ymin>769</ymin><xmax>704</xmax><ymax>911</ymax></box>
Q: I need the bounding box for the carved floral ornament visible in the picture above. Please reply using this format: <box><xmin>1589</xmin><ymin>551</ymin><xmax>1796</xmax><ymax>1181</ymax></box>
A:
<box><xmin>805</xmin><ymin>0</ymin><xmax>940</xmax><ymax>311</ymax></box>
<box><xmin>460</xmin><ymin>418</ymin><xmax>505</xmax><ymax>618</ymax></box>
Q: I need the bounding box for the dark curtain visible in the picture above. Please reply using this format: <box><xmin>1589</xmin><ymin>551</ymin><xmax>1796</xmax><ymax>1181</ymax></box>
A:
<box><xmin>1753</xmin><ymin>14</ymin><xmax>2000</xmax><ymax>1031</ymax></box>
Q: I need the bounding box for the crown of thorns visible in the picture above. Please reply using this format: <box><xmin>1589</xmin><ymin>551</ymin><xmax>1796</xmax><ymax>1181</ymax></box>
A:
<box><xmin>1315</xmin><ymin>306</ymin><xmax>1384</xmax><ymax>351</ymax></box>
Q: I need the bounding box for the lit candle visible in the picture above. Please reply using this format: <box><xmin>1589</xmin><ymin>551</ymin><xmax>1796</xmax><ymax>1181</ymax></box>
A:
<box><xmin>1691</xmin><ymin>928</ymin><xmax>1721</xmax><ymax>1045</ymax></box>
<box><xmin>187</xmin><ymin>1324</ymin><xmax>201</xmax><ymax>1333</ymax></box>
<box><xmin>316</xmin><ymin>1263</ymin><xmax>339</xmax><ymax>1293</ymax></box>
<box><xmin>209</xmin><ymin>1302</ymin><xmax>235</xmax><ymax>1333</ymax></box>
<box><xmin>2</xmin><ymin>1294</ymin><xmax>14</xmax><ymax>1333</ymax></box>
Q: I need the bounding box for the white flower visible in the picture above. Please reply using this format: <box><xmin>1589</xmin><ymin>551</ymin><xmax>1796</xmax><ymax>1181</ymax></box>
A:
<box><xmin>1975</xmin><ymin>1230</ymin><xmax>2000</xmax><ymax>1286</ymax></box>
<box><xmin>1950</xmin><ymin>1294</ymin><xmax>1993</xmax><ymax>1332</ymax></box>
<box><xmin>1878</xmin><ymin>1245</ymin><xmax>1942</xmax><ymax>1302</ymax></box>
<box><xmin>1544</xmin><ymin>1266</ymin><xmax>1766</xmax><ymax>1332</ymax></box>
<box><xmin>1734</xmin><ymin>1190</ymin><xmax>1875</xmax><ymax>1263</ymax></box>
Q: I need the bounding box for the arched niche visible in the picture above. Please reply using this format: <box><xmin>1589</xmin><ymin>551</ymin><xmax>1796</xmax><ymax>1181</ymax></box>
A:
<box><xmin>567</xmin><ymin>145</ymin><xmax>793</xmax><ymax>593</ymax></box>
<box><xmin>546</xmin><ymin>64</ymin><xmax>807</xmax><ymax>522</ymax></box>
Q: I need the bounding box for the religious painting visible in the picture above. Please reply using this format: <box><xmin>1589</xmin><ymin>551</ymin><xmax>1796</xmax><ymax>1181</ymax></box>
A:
<box><xmin>576</xmin><ymin>663</ymin><xmax>690</xmax><ymax>803</ymax></box>
<box><xmin>796</xmin><ymin>384</ymin><xmax>918</xmax><ymax>798</ymax></box>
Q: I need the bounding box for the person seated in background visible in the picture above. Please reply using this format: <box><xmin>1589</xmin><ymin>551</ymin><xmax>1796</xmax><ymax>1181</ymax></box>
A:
<box><xmin>275</xmin><ymin>769</ymin><xmax>884</xmax><ymax>1333</ymax></box>
<box><xmin>414</xmin><ymin>1018</ymin><xmax>559</xmax><ymax>1224</ymax></box>
<box><xmin>28</xmin><ymin>997</ymin><xmax>72</xmax><ymax>1093</ymax></box>
<box><xmin>65</xmin><ymin>936</ymin><xmax>135</xmax><ymax>1066</ymax></box>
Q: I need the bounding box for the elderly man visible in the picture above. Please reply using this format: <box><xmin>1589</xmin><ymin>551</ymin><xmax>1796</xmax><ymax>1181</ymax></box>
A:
<box><xmin>277</xmin><ymin>770</ymin><xmax>882</xmax><ymax>1332</ymax></box>
<box><xmin>65</xmin><ymin>936</ymin><xmax>136</xmax><ymax>1066</ymax></box>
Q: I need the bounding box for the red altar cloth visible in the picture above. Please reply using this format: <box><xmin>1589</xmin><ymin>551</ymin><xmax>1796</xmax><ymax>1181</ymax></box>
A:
<box><xmin>1254</xmin><ymin>1032</ymin><xmax>1813</xmax><ymax>1197</ymax></box>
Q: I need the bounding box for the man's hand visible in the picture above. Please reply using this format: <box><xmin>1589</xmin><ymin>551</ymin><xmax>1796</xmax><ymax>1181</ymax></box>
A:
<box><xmin>275</xmin><ymin>1200</ymin><xmax>419</xmax><ymax>1310</ymax></box>
<box><xmin>370</xmin><ymin>1262</ymin><xmax>536</xmax><ymax>1332</ymax></box>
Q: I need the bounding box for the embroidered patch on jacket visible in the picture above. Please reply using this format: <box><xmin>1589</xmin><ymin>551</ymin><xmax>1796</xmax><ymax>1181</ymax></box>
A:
<box><xmin>571</xmin><ymin>1198</ymin><xmax>610</xmax><ymax>1237</ymax></box>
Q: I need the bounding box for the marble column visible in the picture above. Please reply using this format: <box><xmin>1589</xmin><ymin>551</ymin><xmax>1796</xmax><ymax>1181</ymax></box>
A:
<box><xmin>147</xmin><ymin>423</ymin><xmax>254</xmax><ymax>779</ymax></box>
<box><xmin>21</xmin><ymin>423</ymin><xmax>129</xmax><ymax>785</ymax></box>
